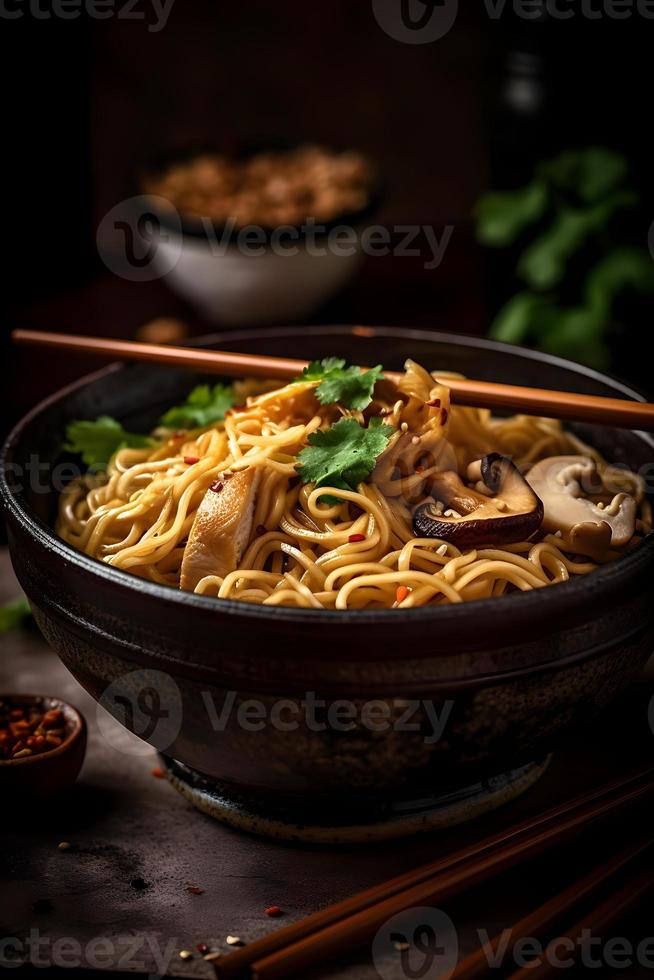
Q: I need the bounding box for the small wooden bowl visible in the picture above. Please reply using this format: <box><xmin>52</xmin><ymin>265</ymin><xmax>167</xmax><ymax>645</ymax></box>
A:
<box><xmin>0</xmin><ymin>694</ymin><xmax>87</xmax><ymax>797</ymax></box>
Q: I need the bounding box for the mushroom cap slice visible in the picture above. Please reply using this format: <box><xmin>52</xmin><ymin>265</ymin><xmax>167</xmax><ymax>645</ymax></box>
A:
<box><xmin>525</xmin><ymin>455</ymin><xmax>637</xmax><ymax>556</ymax></box>
<box><xmin>412</xmin><ymin>453</ymin><xmax>544</xmax><ymax>548</ymax></box>
<box><xmin>180</xmin><ymin>467</ymin><xmax>261</xmax><ymax>592</ymax></box>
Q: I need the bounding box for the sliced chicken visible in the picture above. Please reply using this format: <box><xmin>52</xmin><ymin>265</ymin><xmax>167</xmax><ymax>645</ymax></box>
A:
<box><xmin>180</xmin><ymin>467</ymin><xmax>261</xmax><ymax>592</ymax></box>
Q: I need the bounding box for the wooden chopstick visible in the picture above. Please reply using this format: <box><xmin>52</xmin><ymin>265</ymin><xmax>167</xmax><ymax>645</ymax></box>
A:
<box><xmin>452</xmin><ymin>834</ymin><xmax>654</xmax><ymax>979</ymax></box>
<box><xmin>214</xmin><ymin>766</ymin><xmax>654</xmax><ymax>980</ymax></box>
<box><xmin>12</xmin><ymin>329</ymin><xmax>654</xmax><ymax>431</ymax></box>
<box><xmin>506</xmin><ymin>870</ymin><xmax>654</xmax><ymax>980</ymax></box>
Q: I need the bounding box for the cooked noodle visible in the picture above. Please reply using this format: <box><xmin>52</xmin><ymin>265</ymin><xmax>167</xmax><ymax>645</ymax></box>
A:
<box><xmin>56</xmin><ymin>362</ymin><xmax>651</xmax><ymax>609</ymax></box>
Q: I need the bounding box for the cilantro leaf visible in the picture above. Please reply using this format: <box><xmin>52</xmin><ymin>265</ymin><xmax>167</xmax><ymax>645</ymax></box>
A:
<box><xmin>0</xmin><ymin>596</ymin><xmax>32</xmax><ymax>633</ymax></box>
<box><xmin>159</xmin><ymin>383</ymin><xmax>234</xmax><ymax>429</ymax></box>
<box><xmin>297</xmin><ymin>358</ymin><xmax>346</xmax><ymax>382</ymax></box>
<box><xmin>296</xmin><ymin>417</ymin><xmax>393</xmax><ymax>495</ymax></box>
<box><xmin>294</xmin><ymin>357</ymin><xmax>384</xmax><ymax>410</ymax></box>
<box><xmin>64</xmin><ymin>417</ymin><xmax>155</xmax><ymax>469</ymax></box>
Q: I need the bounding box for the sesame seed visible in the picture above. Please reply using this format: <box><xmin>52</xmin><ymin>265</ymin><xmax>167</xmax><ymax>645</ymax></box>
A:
<box><xmin>58</xmin><ymin>842</ymin><xmax>71</xmax><ymax>851</ymax></box>
<box><xmin>179</xmin><ymin>950</ymin><xmax>193</xmax><ymax>961</ymax></box>
<box><xmin>226</xmin><ymin>936</ymin><xmax>243</xmax><ymax>947</ymax></box>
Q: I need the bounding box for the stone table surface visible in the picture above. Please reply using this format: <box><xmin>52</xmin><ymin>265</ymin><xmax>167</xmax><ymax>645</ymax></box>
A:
<box><xmin>1</xmin><ymin>549</ymin><xmax>653</xmax><ymax>979</ymax></box>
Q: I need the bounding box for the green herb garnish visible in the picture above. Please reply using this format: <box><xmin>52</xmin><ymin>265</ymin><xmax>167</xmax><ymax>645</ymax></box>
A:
<box><xmin>0</xmin><ymin>596</ymin><xmax>32</xmax><ymax>633</ymax></box>
<box><xmin>295</xmin><ymin>358</ymin><xmax>384</xmax><ymax>411</ymax></box>
<box><xmin>296</xmin><ymin>417</ymin><xmax>393</xmax><ymax>497</ymax></box>
<box><xmin>64</xmin><ymin>417</ymin><xmax>155</xmax><ymax>469</ymax></box>
<box><xmin>159</xmin><ymin>384</ymin><xmax>234</xmax><ymax>429</ymax></box>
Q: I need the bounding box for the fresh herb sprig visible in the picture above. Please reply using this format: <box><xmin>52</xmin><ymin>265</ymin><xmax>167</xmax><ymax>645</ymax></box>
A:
<box><xmin>295</xmin><ymin>358</ymin><xmax>384</xmax><ymax>411</ymax></box>
<box><xmin>159</xmin><ymin>383</ymin><xmax>234</xmax><ymax>429</ymax></box>
<box><xmin>296</xmin><ymin>417</ymin><xmax>393</xmax><ymax>499</ymax></box>
<box><xmin>64</xmin><ymin>417</ymin><xmax>156</xmax><ymax>469</ymax></box>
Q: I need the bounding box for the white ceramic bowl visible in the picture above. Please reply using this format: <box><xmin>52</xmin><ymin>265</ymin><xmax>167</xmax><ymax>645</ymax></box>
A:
<box><xmin>152</xmin><ymin>224</ymin><xmax>367</xmax><ymax>326</ymax></box>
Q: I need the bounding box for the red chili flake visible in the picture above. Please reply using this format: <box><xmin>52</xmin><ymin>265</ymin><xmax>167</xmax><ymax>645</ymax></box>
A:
<box><xmin>196</xmin><ymin>943</ymin><xmax>209</xmax><ymax>954</ymax></box>
<box><xmin>151</xmin><ymin>766</ymin><xmax>166</xmax><ymax>779</ymax></box>
<box><xmin>396</xmin><ymin>585</ymin><xmax>411</xmax><ymax>603</ymax></box>
<box><xmin>427</xmin><ymin>397</ymin><xmax>441</xmax><ymax>408</ymax></box>
<box><xmin>184</xmin><ymin>456</ymin><xmax>200</xmax><ymax>465</ymax></box>
<box><xmin>209</xmin><ymin>481</ymin><xmax>224</xmax><ymax>494</ymax></box>
<box><xmin>440</xmin><ymin>408</ymin><xmax>449</xmax><ymax>426</ymax></box>
<box><xmin>256</xmin><ymin>524</ymin><xmax>267</xmax><ymax>536</ymax></box>
<box><xmin>187</xmin><ymin>885</ymin><xmax>204</xmax><ymax>895</ymax></box>
<box><xmin>265</xmin><ymin>906</ymin><xmax>283</xmax><ymax>917</ymax></box>
<box><xmin>348</xmin><ymin>533</ymin><xmax>366</xmax><ymax>543</ymax></box>
<box><xmin>0</xmin><ymin>701</ymin><xmax>71</xmax><ymax>760</ymax></box>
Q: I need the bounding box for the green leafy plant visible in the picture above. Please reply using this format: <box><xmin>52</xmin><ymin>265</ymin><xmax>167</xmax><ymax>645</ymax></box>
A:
<box><xmin>296</xmin><ymin>417</ymin><xmax>393</xmax><ymax>497</ymax></box>
<box><xmin>295</xmin><ymin>358</ymin><xmax>384</xmax><ymax>411</ymax></box>
<box><xmin>0</xmin><ymin>596</ymin><xmax>32</xmax><ymax>633</ymax></box>
<box><xmin>64</xmin><ymin>417</ymin><xmax>156</xmax><ymax>469</ymax></box>
<box><xmin>159</xmin><ymin>383</ymin><xmax>234</xmax><ymax>429</ymax></box>
<box><xmin>475</xmin><ymin>147</ymin><xmax>654</xmax><ymax>369</ymax></box>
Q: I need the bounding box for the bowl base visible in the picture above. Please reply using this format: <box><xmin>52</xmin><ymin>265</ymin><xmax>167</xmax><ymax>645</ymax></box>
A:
<box><xmin>160</xmin><ymin>756</ymin><xmax>551</xmax><ymax>844</ymax></box>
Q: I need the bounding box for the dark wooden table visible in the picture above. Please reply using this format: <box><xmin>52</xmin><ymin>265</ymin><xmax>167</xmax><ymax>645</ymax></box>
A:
<box><xmin>1</xmin><ymin>550</ymin><xmax>653</xmax><ymax>979</ymax></box>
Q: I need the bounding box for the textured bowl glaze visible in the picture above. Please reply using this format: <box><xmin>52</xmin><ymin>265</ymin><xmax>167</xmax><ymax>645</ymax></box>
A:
<box><xmin>1</xmin><ymin>326</ymin><xmax>653</xmax><ymax>828</ymax></box>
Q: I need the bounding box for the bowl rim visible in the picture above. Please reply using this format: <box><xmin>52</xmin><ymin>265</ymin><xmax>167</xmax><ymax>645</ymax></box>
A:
<box><xmin>0</xmin><ymin>693</ymin><xmax>85</xmax><ymax>768</ymax></box>
<box><xmin>1</xmin><ymin>324</ymin><xmax>653</xmax><ymax>629</ymax></box>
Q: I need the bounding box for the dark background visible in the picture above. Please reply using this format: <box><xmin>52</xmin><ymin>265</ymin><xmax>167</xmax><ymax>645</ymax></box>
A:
<box><xmin>2</xmin><ymin>0</ymin><xmax>653</xmax><ymax>428</ymax></box>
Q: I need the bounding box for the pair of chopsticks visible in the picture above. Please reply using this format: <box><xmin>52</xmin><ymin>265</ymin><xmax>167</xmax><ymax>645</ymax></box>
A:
<box><xmin>12</xmin><ymin>329</ymin><xmax>654</xmax><ymax>431</ymax></box>
<box><xmin>453</xmin><ymin>835</ymin><xmax>653</xmax><ymax>979</ymax></box>
<box><xmin>215</xmin><ymin>766</ymin><xmax>653</xmax><ymax>980</ymax></box>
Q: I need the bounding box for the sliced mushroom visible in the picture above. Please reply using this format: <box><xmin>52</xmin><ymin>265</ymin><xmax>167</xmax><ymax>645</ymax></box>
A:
<box><xmin>526</xmin><ymin>455</ymin><xmax>636</xmax><ymax>558</ymax></box>
<box><xmin>180</xmin><ymin>467</ymin><xmax>261</xmax><ymax>591</ymax></box>
<box><xmin>413</xmin><ymin>453</ymin><xmax>543</xmax><ymax>548</ymax></box>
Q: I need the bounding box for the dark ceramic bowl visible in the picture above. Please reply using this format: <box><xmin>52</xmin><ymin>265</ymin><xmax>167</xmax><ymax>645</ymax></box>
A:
<box><xmin>1</xmin><ymin>326</ymin><xmax>653</xmax><ymax>838</ymax></box>
<box><xmin>0</xmin><ymin>694</ymin><xmax>87</xmax><ymax>798</ymax></box>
